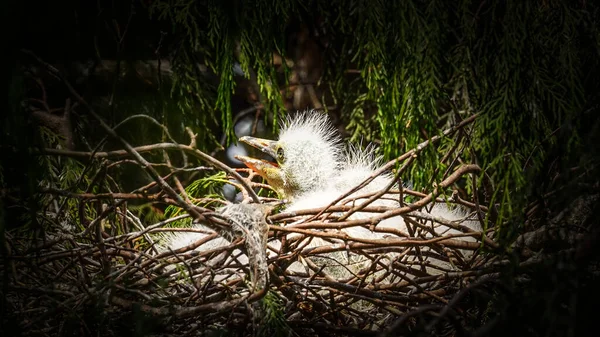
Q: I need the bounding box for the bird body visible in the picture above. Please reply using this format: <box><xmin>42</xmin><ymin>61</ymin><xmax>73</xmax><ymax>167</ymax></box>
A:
<box><xmin>162</xmin><ymin>110</ymin><xmax>483</xmax><ymax>279</ymax></box>
<box><xmin>235</xmin><ymin>111</ymin><xmax>482</xmax><ymax>276</ymax></box>
<box><xmin>157</xmin><ymin>204</ymin><xmax>271</xmax><ymax>289</ymax></box>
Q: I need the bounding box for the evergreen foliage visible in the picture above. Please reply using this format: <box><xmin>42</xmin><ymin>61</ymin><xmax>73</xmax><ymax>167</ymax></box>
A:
<box><xmin>148</xmin><ymin>0</ymin><xmax>599</xmax><ymax>227</ymax></box>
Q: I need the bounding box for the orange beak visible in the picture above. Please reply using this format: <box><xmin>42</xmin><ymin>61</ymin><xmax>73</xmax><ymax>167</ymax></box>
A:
<box><xmin>234</xmin><ymin>155</ymin><xmax>279</xmax><ymax>175</ymax></box>
<box><xmin>237</xmin><ymin>136</ymin><xmax>281</xmax><ymax>174</ymax></box>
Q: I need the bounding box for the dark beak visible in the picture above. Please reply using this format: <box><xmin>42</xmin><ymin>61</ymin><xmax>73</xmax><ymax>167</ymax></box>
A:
<box><xmin>239</xmin><ymin>136</ymin><xmax>279</xmax><ymax>159</ymax></box>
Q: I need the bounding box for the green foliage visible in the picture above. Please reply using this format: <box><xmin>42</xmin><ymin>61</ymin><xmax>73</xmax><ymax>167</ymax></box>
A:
<box><xmin>464</xmin><ymin>2</ymin><xmax>590</xmax><ymax>224</ymax></box>
<box><xmin>150</xmin><ymin>0</ymin><xmax>293</xmax><ymax>143</ymax></box>
<box><xmin>150</xmin><ymin>0</ymin><xmax>599</xmax><ymax>230</ymax></box>
<box><xmin>184</xmin><ymin>171</ymin><xmax>228</xmax><ymax>199</ymax></box>
<box><xmin>257</xmin><ymin>291</ymin><xmax>292</xmax><ymax>337</ymax></box>
<box><xmin>129</xmin><ymin>203</ymin><xmax>165</xmax><ymax>225</ymax></box>
<box><xmin>164</xmin><ymin>171</ymin><xmax>228</xmax><ymax>220</ymax></box>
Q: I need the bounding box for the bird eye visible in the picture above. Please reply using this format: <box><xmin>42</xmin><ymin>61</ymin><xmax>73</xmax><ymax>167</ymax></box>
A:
<box><xmin>276</xmin><ymin>147</ymin><xmax>285</xmax><ymax>162</ymax></box>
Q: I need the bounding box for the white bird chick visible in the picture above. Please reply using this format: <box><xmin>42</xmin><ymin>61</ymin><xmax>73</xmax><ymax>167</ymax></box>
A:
<box><xmin>161</xmin><ymin>111</ymin><xmax>481</xmax><ymax>280</ymax></box>
<box><xmin>236</xmin><ymin>111</ymin><xmax>343</xmax><ymax>200</ymax></box>
<box><xmin>236</xmin><ymin>111</ymin><xmax>398</xmax><ymax>228</ymax></box>
<box><xmin>236</xmin><ymin>110</ymin><xmax>481</xmax><ymax>255</ymax></box>
<box><xmin>236</xmin><ymin>112</ymin><xmax>398</xmax><ymax>276</ymax></box>
<box><xmin>156</xmin><ymin>204</ymin><xmax>272</xmax><ymax>289</ymax></box>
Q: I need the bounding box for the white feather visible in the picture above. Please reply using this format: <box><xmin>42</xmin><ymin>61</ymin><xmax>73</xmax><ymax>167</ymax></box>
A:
<box><xmin>159</xmin><ymin>110</ymin><xmax>483</xmax><ymax>277</ymax></box>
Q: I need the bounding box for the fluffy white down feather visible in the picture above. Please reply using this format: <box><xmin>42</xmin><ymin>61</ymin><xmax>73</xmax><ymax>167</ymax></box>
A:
<box><xmin>158</xmin><ymin>111</ymin><xmax>483</xmax><ymax>276</ymax></box>
<box><xmin>284</xmin><ymin>143</ymin><xmax>481</xmax><ymax>248</ymax></box>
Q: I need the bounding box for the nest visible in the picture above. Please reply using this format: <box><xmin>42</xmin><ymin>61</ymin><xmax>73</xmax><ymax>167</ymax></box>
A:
<box><xmin>2</xmin><ymin>150</ymin><xmax>504</xmax><ymax>337</ymax></box>
<box><xmin>4</xmin><ymin>57</ymin><xmax>504</xmax><ymax>335</ymax></box>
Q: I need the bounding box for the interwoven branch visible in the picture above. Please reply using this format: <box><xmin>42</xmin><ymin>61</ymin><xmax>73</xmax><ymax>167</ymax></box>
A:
<box><xmin>6</xmin><ymin>53</ymin><xmax>583</xmax><ymax>335</ymax></box>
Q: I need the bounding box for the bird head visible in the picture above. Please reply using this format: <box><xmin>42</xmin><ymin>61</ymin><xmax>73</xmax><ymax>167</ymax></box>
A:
<box><xmin>236</xmin><ymin>111</ymin><xmax>342</xmax><ymax>200</ymax></box>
